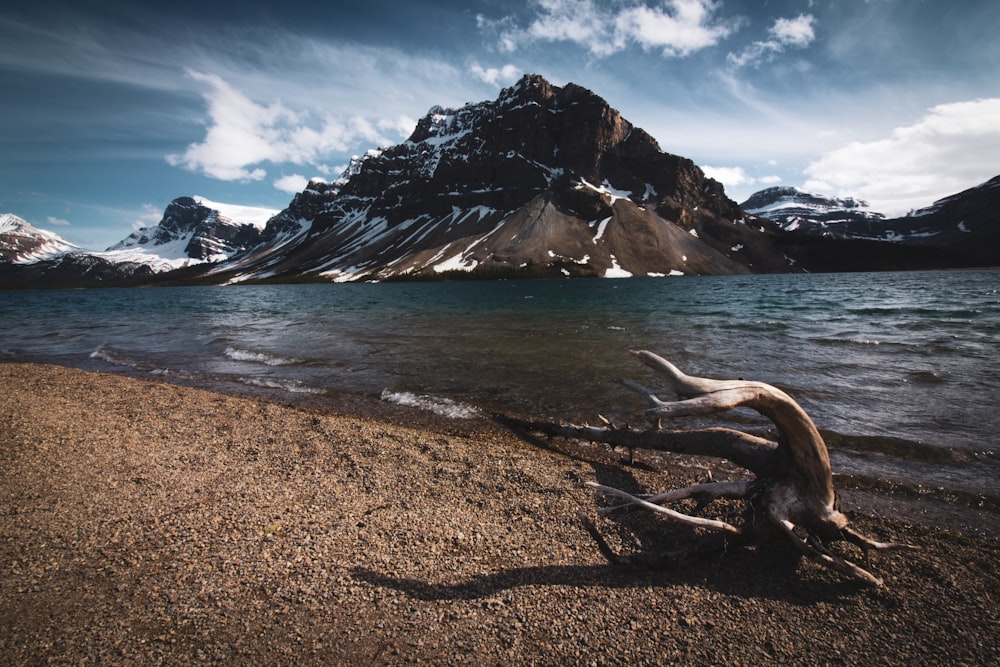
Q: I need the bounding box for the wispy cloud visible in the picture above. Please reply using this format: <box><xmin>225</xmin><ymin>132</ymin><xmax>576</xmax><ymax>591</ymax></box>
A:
<box><xmin>2</xmin><ymin>13</ymin><xmax>466</xmax><ymax>184</ymax></box>
<box><xmin>803</xmin><ymin>98</ymin><xmax>1000</xmax><ymax>214</ymax></box>
<box><xmin>490</xmin><ymin>0</ymin><xmax>739</xmax><ymax>58</ymax></box>
<box><xmin>46</xmin><ymin>215</ymin><xmax>71</xmax><ymax>226</ymax></box>
<box><xmin>131</xmin><ymin>204</ymin><xmax>165</xmax><ymax>232</ymax></box>
<box><xmin>727</xmin><ymin>14</ymin><xmax>816</xmax><ymax>68</ymax></box>
<box><xmin>165</xmin><ymin>70</ymin><xmax>391</xmax><ymax>182</ymax></box>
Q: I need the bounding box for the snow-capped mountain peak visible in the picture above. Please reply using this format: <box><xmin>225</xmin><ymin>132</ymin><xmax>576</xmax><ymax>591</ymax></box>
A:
<box><xmin>742</xmin><ymin>176</ymin><xmax>1000</xmax><ymax>268</ymax></box>
<box><xmin>740</xmin><ymin>187</ymin><xmax>885</xmax><ymax>231</ymax></box>
<box><xmin>0</xmin><ymin>214</ymin><xmax>80</xmax><ymax>263</ymax></box>
<box><xmin>207</xmin><ymin>73</ymin><xmax>792</xmax><ymax>283</ymax></box>
<box><xmin>102</xmin><ymin>196</ymin><xmax>279</xmax><ymax>271</ymax></box>
<box><xmin>7</xmin><ymin>74</ymin><xmax>995</xmax><ymax>288</ymax></box>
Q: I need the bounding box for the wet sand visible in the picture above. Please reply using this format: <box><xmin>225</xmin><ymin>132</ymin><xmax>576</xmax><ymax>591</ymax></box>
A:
<box><xmin>1</xmin><ymin>363</ymin><xmax>997</xmax><ymax>665</ymax></box>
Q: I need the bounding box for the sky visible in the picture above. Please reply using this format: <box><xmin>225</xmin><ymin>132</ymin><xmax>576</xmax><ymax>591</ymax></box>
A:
<box><xmin>1</xmin><ymin>0</ymin><xmax>998</xmax><ymax>250</ymax></box>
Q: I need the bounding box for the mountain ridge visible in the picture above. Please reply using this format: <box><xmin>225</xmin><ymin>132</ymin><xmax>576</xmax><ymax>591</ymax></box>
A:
<box><xmin>2</xmin><ymin>74</ymin><xmax>997</xmax><ymax>287</ymax></box>
<box><xmin>207</xmin><ymin>73</ymin><xmax>790</xmax><ymax>283</ymax></box>
<box><xmin>757</xmin><ymin>177</ymin><xmax>1000</xmax><ymax>271</ymax></box>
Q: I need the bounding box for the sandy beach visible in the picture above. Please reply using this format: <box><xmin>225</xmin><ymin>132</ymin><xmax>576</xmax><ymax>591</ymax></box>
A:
<box><xmin>1</xmin><ymin>363</ymin><xmax>997</xmax><ymax>665</ymax></box>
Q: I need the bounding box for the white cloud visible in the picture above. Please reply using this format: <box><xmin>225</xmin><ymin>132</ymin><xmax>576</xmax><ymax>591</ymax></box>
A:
<box><xmin>803</xmin><ymin>98</ymin><xmax>1000</xmax><ymax>215</ymax></box>
<box><xmin>496</xmin><ymin>0</ymin><xmax>737</xmax><ymax>58</ymax></box>
<box><xmin>727</xmin><ymin>14</ymin><xmax>815</xmax><ymax>68</ymax></box>
<box><xmin>770</xmin><ymin>14</ymin><xmax>816</xmax><ymax>48</ymax></box>
<box><xmin>273</xmin><ymin>174</ymin><xmax>310</xmax><ymax>194</ymax></box>
<box><xmin>470</xmin><ymin>63</ymin><xmax>522</xmax><ymax>87</ymax></box>
<box><xmin>701</xmin><ymin>165</ymin><xmax>782</xmax><ymax>189</ymax></box>
<box><xmin>46</xmin><ymin>215</ymin><xmax>71</xmax><ymax>226</ymax></box>
<box><xmin>132</xmin><ymin>203</ymin><xmax>164</xmax><ymax>231</ymax></box>
<box><xmin>165</xmin><ymin>71</ymin><xmax>393</xmax><ymax>182</ymax></box>
<box><xmin>379</xmin><ymin>115</ymin><xmax>419</xmax><ymax>138</ymax></box>
<box><xmin>614</xmin><ymin>0</ymin><xmax>738</xmax><ymax>56</ymax></box>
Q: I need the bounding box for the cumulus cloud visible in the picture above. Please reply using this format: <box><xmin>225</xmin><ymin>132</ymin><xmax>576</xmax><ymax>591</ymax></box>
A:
<box><xmin>770</xmin><ymin>14</ymin><xmax>816</xmax><ymax>47</ymax></box>
<box><xmin>727</xmin><ymin>13</ymin><xmax>815</xmax><ymax>68</ymax></box>
<box><xmin>701</xmin><ymin>165</ymin><xmax>782</xmax><ymax>192</ymax></box>
<box><xmin>166</xmin><ymin>70</ymin><xmax>391</xmax><ymax>183</ymax></box>
<box><xmin>470</xmin><ymin>63</ymin><xmax>521</xmax><ymax>87</ymax></box>
<box><xmin>492</xmin><ymin>0</ymin><xmax>738</xmax><ymax>58</ymax></box>
<box><xmin>273</xmin><ymin>174</ymin><xmax>310</xmax><ymax>194</ymax></box>
<box><xmin>803</xmin><ymin>98</ymin><xmax>1000</xmax><ymax>214</ymax></box>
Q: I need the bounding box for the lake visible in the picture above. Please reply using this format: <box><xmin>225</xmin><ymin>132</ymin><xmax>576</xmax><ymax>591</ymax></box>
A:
<box><xmin>2</xmin><ymin>270</ymin><xmax>998</xmax><ymax>524</ymax></box>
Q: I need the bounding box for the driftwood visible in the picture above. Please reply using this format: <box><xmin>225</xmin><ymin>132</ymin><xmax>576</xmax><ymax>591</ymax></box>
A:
<box><xmin>512</xmin><ymin>350</ymin><xmax>914</xmax><ymax>586</ymax></box>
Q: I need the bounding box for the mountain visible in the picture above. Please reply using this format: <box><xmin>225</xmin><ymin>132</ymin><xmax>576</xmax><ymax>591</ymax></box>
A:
<box><xmin>740</xmin><ymin>187</ymin><xmax>885</xmax><ymax>232</ymax></box>
<box><xmin>0</xmin><ymin>214</ymin><xmax>79</xmax><ymax>263</ymax></box>
<box><xmin>4</xmin><ymin>75</ymin><xmax>996</xmax><ymax>288</ymax></box>
<box><xmin>208</xmin><ymin>74</ymin><xmax>793</xmax><ymax>282</ymax></box>
<box><xmin>106</xmin><ymin>196</ymin><xmax>276</xmax><ymax>271</ymax></box>
<box><xmin>0</xmin><ymin>198</ymin><xmax>277</xmax><ymax>288</ymax></box>
<box><xmin>746</xmin><ymin>178</ymin><xmax>1000</xmax><ymax>271</ymax></box>
<box><xmin>0</xmin><ymin>215</ymin><xmax>142</xmax><ymax>289</ymax></box>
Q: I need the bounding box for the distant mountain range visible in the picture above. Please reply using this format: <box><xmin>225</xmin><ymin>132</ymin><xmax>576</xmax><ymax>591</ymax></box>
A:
<box><xmin>2</xmin><ymin>75</ymin><xmax>997</xmax><ymax>288</ymax></box>
<box><xmin>747</xmin><ymin>178</ymin><xmax>1000</xmax><ymax>271</ymax></box>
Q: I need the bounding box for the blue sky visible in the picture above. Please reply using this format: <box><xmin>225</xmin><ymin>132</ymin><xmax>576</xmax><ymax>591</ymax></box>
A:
<box><xmin>2</xmin><ymin>0</ymin><xmax>998</xmax><ymax>249</ymax></box>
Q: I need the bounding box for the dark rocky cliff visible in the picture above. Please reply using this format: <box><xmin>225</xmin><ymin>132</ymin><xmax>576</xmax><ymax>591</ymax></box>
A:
<box><xmin>215</xmin><ymin>74</ymin><xmax>792</xmax><ymax>282</ymax></box>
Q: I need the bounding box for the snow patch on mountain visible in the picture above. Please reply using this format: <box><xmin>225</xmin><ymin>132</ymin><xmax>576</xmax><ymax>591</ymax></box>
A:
<box><xmin>604</xmin><ymin>255</ymin><xmax>632</xmax><ymax>278</ymax></box>
<box><xmin>192</xmin><ymin>197</ymin><xmax>278</xmax><ymax>229</ymax></box>
<box><xmin>577</xmin><ymin>178</ymin><xmax>632</xmax><ymax>204</ymax></box>
<box><xmin>92</xmin><ymin>242</ymin><xmax>203</xmax><ymax>272</ymax></box>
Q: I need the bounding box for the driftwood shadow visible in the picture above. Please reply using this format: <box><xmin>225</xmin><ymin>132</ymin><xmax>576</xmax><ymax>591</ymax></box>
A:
<box><xmin>350</xmin><ymin>540</ymin><xmax>868</xmax><ymax>606</ymax></box>
<box><xmin>362</xmin><ymin>413</ymin><xmax>866</xmax><ymax>603</ymax></box>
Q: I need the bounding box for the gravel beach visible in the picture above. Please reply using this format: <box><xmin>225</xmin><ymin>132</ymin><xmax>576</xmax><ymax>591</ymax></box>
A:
<box><xmin>2</xmin><ymin>363</ymin><xmax>997</xmax><ymax>665</ymax></box>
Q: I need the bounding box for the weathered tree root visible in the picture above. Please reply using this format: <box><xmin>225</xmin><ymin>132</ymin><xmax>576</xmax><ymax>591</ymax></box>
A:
<box><xmin>517</xmin><ymin>350</ymin><xmax>916</xmax><ymax>586</ymax></box>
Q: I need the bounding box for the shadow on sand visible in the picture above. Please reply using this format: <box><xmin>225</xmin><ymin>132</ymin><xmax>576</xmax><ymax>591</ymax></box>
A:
<box><xmin>351</xmin><ymin>416</ymin><xmax>874</xmax><ymax>607</ymax></box>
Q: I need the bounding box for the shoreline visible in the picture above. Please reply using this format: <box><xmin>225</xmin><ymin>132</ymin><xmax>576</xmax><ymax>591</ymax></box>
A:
<box><xmin>2</xmin><ymin>363</ymin><xmax>998</xmax><ymax>664</ymax></box>
<box><xmin>112</xmin><ymin>362</ymin><xmax>1000</xmax><ymax>538</ymax></box>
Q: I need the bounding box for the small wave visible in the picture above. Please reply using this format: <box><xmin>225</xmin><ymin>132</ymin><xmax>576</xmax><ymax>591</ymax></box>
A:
<box><xmin>224</xmin><ymin>346</ymin><xmax>301</xmax><ymax>366</ymax></box>
<box><xmin>808</xmin><ymin>335</ymin><xmax>903</xmax><ymax>348</ymax></box>
<box><xmin>239</xmin><ymin>377</ymin><xmax>324</xmax><ymax>394</ymax></box>
<box><xmin>380</xmin><ymin>389</ymin><xmax>480</xmax><ymax>419</ymax></box>
<box><xmin>90</xmin><ymin>346</ymin><xmax>140</xmax><ymax>369</ymax></box>
<box><xmin>848</xmin><ymin>338</ymin><xmax>880</xmax><ymax>346</ymax></box>
<box><xmin>90</xmin><ymin>346</ymin><xmax>171</xmax><ymax>374</ymax></box>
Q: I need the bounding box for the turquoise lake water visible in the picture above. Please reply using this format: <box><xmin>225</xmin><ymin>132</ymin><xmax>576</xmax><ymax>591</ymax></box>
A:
<box><xmin>2</xmin><ymin>270</ymin><xmax>998</xmax><ymax>510</ymax></box>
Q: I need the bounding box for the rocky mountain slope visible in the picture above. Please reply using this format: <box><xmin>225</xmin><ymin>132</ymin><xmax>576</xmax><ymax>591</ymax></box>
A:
<box><xmin>107</xmin><ymin>196</ymin><xmax>275</xmax><ymax>268</ymax></box>
<box><xmin>209</xmin><ymin>74</ymin><xmax>793</xmax><ymax>283</ymax></box>
<box><xmin>740</xmin><ymin>187</ymin><xmax>885</xmax><ymax>232</ymax></box>
<box><xmin>3</xmin><ymin>75</ymin><xmax>996</xmax><ymax>287</ymax></box>
<box><xmin>0</xmin><ymin>198</ymin><xmax>277</xmax><ymax>288</ymax></box>
<box><xmin>0</xmin><ymin>214</ymin><xmax>79</xmax><ymax>263</ymax></box>
<box><xmin>746</xmin><ymin>178</ymin><xmax>1000</xmax><ymax>271</ymax></box>
<box><xmin>0</xmin><ymin>215</ymin><xmax>153</xmax><ymax>288</ymax></box>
